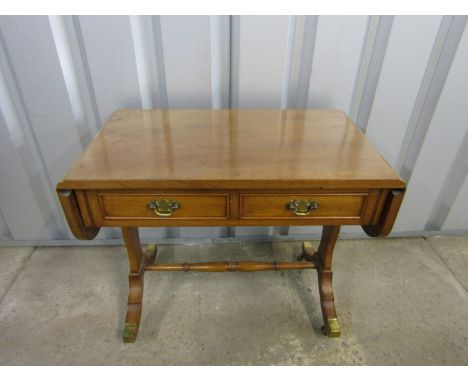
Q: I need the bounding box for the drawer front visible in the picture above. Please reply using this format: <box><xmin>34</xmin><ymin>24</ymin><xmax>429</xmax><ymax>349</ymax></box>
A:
<box><xmin>240</xmin><ymin>193</ymin><xmax>369</xmax><ymax>221</ymax></box>
<box><xmin>96</xmin><ymin>193</ymin><xmax>229</xmax><ymax>220</ymax></box>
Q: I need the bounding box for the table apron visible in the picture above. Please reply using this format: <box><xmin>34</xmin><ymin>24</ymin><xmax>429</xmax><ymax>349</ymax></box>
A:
<box><xmin>68</xmin><ymin>188</ymin><xmax>397</xmax><ymax>229</ymax></box>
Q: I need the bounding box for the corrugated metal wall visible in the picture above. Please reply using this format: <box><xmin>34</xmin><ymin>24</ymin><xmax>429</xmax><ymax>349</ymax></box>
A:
<box><xmin>1</xmin><ymin>15</ymin><xmax>468</xmax><ymax>244</ymax></box>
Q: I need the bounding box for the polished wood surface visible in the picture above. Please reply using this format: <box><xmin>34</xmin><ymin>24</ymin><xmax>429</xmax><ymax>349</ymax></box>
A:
<box><xmin>57</xmin><ymin>109</ymin><xmax>405</xmax><ymax>190</ymax></box>
<box><xmin>97</xmin><ymin>192</ymin><xmax>229</xmax><ymax>220</ymax></box>
<box><xmin>56</xmin><ymin>190</ymin><xmax>99</xmax><ymax>240</ymax></box>
<box><xmin>240</xmin><ymin>192</ymin><xmax>368</xmax><ymax>219</ymax></box>
<box><xmin>56</xmin><ymin>108</ymin><xmax>406</xmax><ymax>343</ymax></box>
<box><xmin>145</xmin><ymin>260</ymin><xmax>317</xmax><ymax>272</ymax></box>
<box><xmin>315</xmin><ymin>226</ymin><xmax>342</xmax><ymax>338</ymax></box>
<box><xmin>79</xmin><ymin>189</ymin><xmax>387</xmax><ymax>228</ymax></box>
<box><xmin>362</xmin><ymin>190</ymin><xmax>405</xmax><ymax>237</ymax></box>
<box><xmin>121</xmin><ymin>229</ymin><xmax>156</xmax><ymax>343</ymax></box>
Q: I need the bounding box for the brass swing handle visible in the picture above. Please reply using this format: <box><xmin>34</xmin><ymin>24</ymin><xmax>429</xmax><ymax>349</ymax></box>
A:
<box><xmin>287</xmin><ymin>199</ymin><xmax>319</xmax><ymax>216</ymax></box>
<box><xmin>147</xmin><ymin>200</ymin><xmax>181</xmax><ymax>217</ymax></box>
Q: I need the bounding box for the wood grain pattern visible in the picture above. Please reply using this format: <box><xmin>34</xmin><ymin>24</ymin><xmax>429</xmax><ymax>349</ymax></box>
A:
<box><xmin>121</xmin><ymin>228</ymin><xmax>157</xmax><ymax>343</ymax></box>
<box><xmin>316</xmin><ymin>226</ymin><xmax>341</xmax><ymax>337</ymax></box>
<box><xmin>240</xmin><ymin>192</ymin><xmax>368</xmax><ymax>220</ymax></box>
<box><xmin>362</xmin><ymin>190</ymin><xmax>405</xmax><ymax>237</ymax></box>
<box><xmin>56</xmin><ymin>190</ymin><xmax>99</xmax><ymax>239</ymax></box>
<box><xmin>56</xmin><ymin>109</ymin><xmax>405</xmax><ymax>190</ymax></box>
<box><xmin>55</xmin><ymin>108</ymin><xmax>406</xmax><ymax>342</ymax></box>
<box><xmin>145</xmin><ymin>261</ymin><xmax>317</xmax><ymax>272</ymax></box>
<box><xmin>81</xmin><ymin>189</ymin><xmax>388</xmax><ymax>227</ymax></box>
<box><xmin>97</xmin><ymin>192</ymin><xmax>229</xmax><ymax>220</ymax></box>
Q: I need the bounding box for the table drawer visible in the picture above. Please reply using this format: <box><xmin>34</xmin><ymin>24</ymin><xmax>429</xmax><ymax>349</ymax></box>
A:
<box><xmin>95</xmin><ymin>192</ymin><xmax>229</xmax><ymax>220</ymax></box>
<box><xmin>240</xmin><ymin>193</ymin><xmax>371</xmax><ymax>221</ymax></box>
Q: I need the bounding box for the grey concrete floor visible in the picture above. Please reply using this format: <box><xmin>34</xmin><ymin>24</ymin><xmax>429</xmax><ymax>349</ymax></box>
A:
<box><xmin>0</xmin><ymin>236</ymin><xmax>467</xmax><ymax>365</ymax></box>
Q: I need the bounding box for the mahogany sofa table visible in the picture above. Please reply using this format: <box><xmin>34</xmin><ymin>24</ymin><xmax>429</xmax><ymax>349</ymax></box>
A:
<box><xmin>57</xmin><ymin>109</ymin><xmax>405</xmax><ymax>343</ymax></box>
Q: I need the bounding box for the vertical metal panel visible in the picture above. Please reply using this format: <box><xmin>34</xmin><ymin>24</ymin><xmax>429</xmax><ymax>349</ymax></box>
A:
<box><xmin>145</xmin><ymin>16</ymin><xmax>169</xmax><ymax>108</ymax></box>
<box><xmin>350</xmin><ymin>16</ymin><xmax>393</xmax><ymax>132</ymax></box>
<box><xmin>426</xmin><ymin>127</ymin><xmax>468</xmax><ymax>230</ymax></box>
<box><xmin>129</xmin><ymin>16</ymin><xmax>169</xmax><ymax>110</ymax></box>
<box><xmin>365</xmin><ymin>16</ymin><xmax>442</xmax><ymax>166</ymax></box>
<box><xmin>307</xmin><ymin>16</ymin><xmax>368</xmax><ymax>113</ymax></box>
<box><xmin>61</xmin><ymin>16</ymin><xmax>102</xmax><ymax>137</ymax></box>
<box><xmin>442</xmin><ymin>175</ymin><xmax>468</xmax><ymax>230</ymax></box>
<box><xmin>210</xmin><ymin>16</ymin><xmax>230</xmax><ymax>109</ymax></box>
<box><xmin>160</xmin><ymin>16</ymin><xmax>212</xmax><ymax>108</ymax></box>
<box><xmin>395</xmin><ymin>24</ymin><xmax>468</xmax><ymax>232</ymax></box>
<box><xmin>0</xmin><ymin>110</ymin><xmax>51</xmax><ymax>240</ymax></box>
<box><xmin>0</xmin><ymin>209</ymin><xmax>10</xmax><ymax>240</ymax></box>
<box><xmin>230</xmin><ymin>15</ymin><xmax>240</xmax><ymax>109</ymax></box>
<box><xmin>0</xmin><ymin>16</ymin><xmax>83</xmax><ymax>180</ymax></box>
<box><xmin>130</xmin><ymin>16</ymin><xmax>155</xmax><ymax>109</ymax></box>
<box><xmin>280</xmin><ymin>16</ymin><xmax>298</xmax><ymax>109</ymax></box>
<box><xmin>294</xmin><ymin>16</ymin><xmax>318</xmax><ymax>109</ymax></box>
<box><xmin>349</xmin><ymin>16</ymin><xmax>374</xmax><ymax>121</ymax></box>
<box><xmin>283</xmin><ymin>16</ymin><xmax>306</xmax><ymax>109</ymax></box>
<box><xmin>49</xmin><ymin>16</ymin><xmax>95</xmax><ymax>148</ymax></box>
<box><xmin>0</xmin><ymin>16</ymin><xmax>82</xmax><ymax>239</ymax></box>
<box><xmin>396</xmin><ymin>16</ymin><xmax>468</xmax><ymax>181</ymax></box>
<box><xmin>237</xmin><ymin>16</ymin><xmax>290</xmax><ymax>108</ymax></box>
<box><xmin>78</xmin><ymin>16</ymin><xmax>142</xmax><ymax>125</ymax></box>
<box><xmin>1</xmin><ymin>15</ymin><xmax>468</xmax><ymax>244</ymax></box>
<box><xmin>0</xmin><ymin>17</ymin><xmax>83</xmax><ymax>174</ymax></box>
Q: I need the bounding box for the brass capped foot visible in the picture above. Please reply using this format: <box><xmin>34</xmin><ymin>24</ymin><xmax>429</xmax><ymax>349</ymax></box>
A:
<box><xmin>123</xmin><ymin>322</ymin><xmax>138</xmax><ymax>343</ymax></box>
<box><xmin>321</xmin><ymin>317</ymin><xmax>341</xmax><ymax>338</ymax></box>
<box><xmin>145</xmin><ymin>244</ymin><xmax>157</xmax><ymax>264</ymax></box>
<box><xmin>298</xmin><ymin>241</ymin><xmax>315</xmax><ymax>261</ymax></box>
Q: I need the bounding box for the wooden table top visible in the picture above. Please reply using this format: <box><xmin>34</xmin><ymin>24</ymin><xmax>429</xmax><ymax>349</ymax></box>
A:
<box><xmin>58</xmin><ymin>109</ymin><xmax>404</xmax><ymax>190</ymax></box>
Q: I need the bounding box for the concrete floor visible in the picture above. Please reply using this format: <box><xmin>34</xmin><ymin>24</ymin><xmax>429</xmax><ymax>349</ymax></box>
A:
<box><xmin>0</xmin><ymin>236</ymin><xmax>467</xmax><ymax>365</ymax></box>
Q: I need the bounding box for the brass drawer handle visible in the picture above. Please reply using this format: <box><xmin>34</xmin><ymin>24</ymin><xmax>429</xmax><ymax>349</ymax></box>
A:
<box><xmin>147</xmin><ymin>200</ymin><xmax>181</xmax><ymax>217</ymax></box>
<box><xmin>287</xmin><ymin>199</ymin><xmax>319</xmax><ymax>216</ymax></box>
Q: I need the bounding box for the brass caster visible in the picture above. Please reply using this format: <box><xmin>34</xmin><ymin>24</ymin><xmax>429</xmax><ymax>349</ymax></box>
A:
<box><xmin>123</xmin><ymin>322</ymin><xmax>138</xmax><ymax>343</ymax></box>
<box><xmin>300</xmin><ymin>241</ymin><xmax>315</xmax><ymax>262</ymax></box>
<box><xmin>321</xmin><ymin>317</ymin><xmax>341</xmax><ymax>338</ymax></box>
<box><xmin>145</xmin><ymin>244</ymin><xmax>157</xmax><ymax>263</ymax></box>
